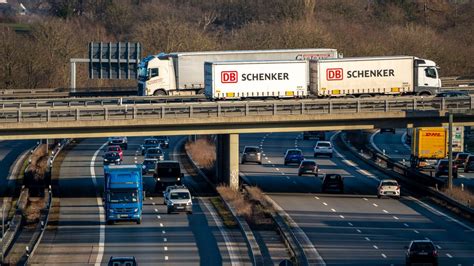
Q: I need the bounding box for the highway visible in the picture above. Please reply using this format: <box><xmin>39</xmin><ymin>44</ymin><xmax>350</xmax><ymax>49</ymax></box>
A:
<box><xmin>370</xmin><ymin>129</ymin><xmax>474</xmax><ymax>189</ymax></box>
<box><xmin>240</xmin><ymin>132</ymin><xmax>474</xmax><ymax>265</ymax></box>
<box><xmin>0</xmin><ymin>140</ymin><xmax>36</xmax><ymax>196</ymax></box>
<box><xmin>32</xmin><ymin>137</ymin><xmax>250</xmax><ymax>265</ymax></box>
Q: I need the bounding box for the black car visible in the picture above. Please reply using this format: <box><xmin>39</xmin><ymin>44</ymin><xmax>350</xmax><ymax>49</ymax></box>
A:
<box><xmin>464</xmin><ymin>155</ymin><xmax>474</xmax><ymax>173</ymax></box>
<box><xmin>141</xmin><ymin>138</ymin><xmax>160</xmax><ymax>155</ymax></box>
<box><xmin>435</xmin><ymin>90</ymin><xmax>469</xmax><ymax>98</ymax></box>
<box><xmin>145</xmin><ymin>147</ymin><xmax>164</xmax><ymax>161</ymax></box>
<box><xmin>108</xmin><ymin>256</ymin><xmax>137</xmax><ymax>266</ymax></box>
<box><xmin>155</xmin><ymin>136</ymin><xmax>170</xmax><ymax>149</ymax></box>
<box><xmin>435</xmin><ymin>159</ymin><xmax>458</xmax><ymax>178</ymax></box>
<box><xmin>103</xmin><ymin>151</ymin><xmax>122</xmax><ymax>165</ymax></box>
<box><xmin>298</xmin><ymin>160</ymin><xmax>318</xmax><ymax>176</ymax></box>
<box><xmin>321</xmin><ymin>174</ymin><xmax>344</xmax><ymax>193</ymax></box>
<box><xmin>405</xmin><ymin>240</ymin><xmax>438</xmax><ymax>266</ymax></box>
<box><xmin>454</xmin><ymin>152</ymin><xmax>470</xmax><ymax>168</ymax></box>
<box><xmin>142</xmin><ymin>158</ymin><xmax>158</xmax><ymax>175</ymax></box>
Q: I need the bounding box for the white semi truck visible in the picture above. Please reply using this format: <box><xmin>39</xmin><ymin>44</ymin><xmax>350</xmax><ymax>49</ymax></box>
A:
<box><xmin>204</xmin><ymin>56</ymin><xmax>441</xmax><ymax>100</ymax></box>
<box><xmin>137</xmin><ymin>48</ymin><xmax>339</xmax><ymax>96</ymax></box>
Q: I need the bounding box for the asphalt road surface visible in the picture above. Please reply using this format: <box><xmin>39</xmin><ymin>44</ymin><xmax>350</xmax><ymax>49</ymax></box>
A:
<box><xmin>240</xmin><ymin>132</ymin><xmax>474</xmax><ymax>266</ymax></box>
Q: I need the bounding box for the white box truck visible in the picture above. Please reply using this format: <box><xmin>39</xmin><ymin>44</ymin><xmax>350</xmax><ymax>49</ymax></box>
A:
<box><xmin>205</xmin><ymin>60</ymin><xmax>309</xmax><ymax>99</ymax></box>
<box><xmin>137</xmin><ymin>48</ymin><xmax>339</xmax><ymax>96</ymax></box>
<box><xmin>309</xmin><ymin>56</ymin><xmax>441</xmax><ymax>97</ymax></box>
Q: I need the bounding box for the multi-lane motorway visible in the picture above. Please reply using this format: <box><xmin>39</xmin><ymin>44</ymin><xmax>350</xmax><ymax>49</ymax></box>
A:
<box><xmin>240</xmin><ymin>132</ymin><xmax>474</xmax><ymax>265</ymax></box>
<box><xmin>31</xmin><ymin>137</ymin><xmax>250</xmax><ymax>265</ymax></box>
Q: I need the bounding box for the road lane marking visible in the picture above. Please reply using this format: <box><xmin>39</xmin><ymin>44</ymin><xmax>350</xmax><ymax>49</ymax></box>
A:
<box><xmin>369</xmin><ymin>130</ymin><xmax>383</xmax><ymax>154</ymax></box>
<box><xmin>323</xmin><ymin>202</ymin><xmax>328</xmax><ymax>206</ymax></box>
<box><xmin>356</xmin><ymin>229</ymin><xmax>362</xmax><ymax>233</ymax></box>
<box><xmin>408</xmin><ymin>196</ymin><xmax>474</xmax><ymax>231</ymax></box>
<box><xmin>152</xmin><ymin>202</ymin><xmax>156</xmax><ymax>205</ymax></box>
<box><xmin>436</xmin><ymin>245</ymin><xmax>442</xmax><ymax>249</ymax></box>
<box><xmin>268</xmin><ymin>160</ymin><xmax>272</xmax><ymax>163</ymax></box>
<box><xmin>276</xmin><ymin>168</ymin><xmax>280</xmax><ymax>171</ymax></box>
<box><xmin>404</xmin><ymin>223</ymin><xmax>409</xmax><ymax>227</ymax></box>
<box><xmin>348</xmin><ymin>222</ymin><xmax>353</xmax><ymax>226</ymax></box>
<box><xmin>160</xmin><ymin>223</ymin><xmax>164</xmax><ymax>227</ymax></box>
<box><xmin>363</xmin><ymin>198</ymin><xmax>368</xmax><ymax>201</ymax></box>
<box><xmin>164</xmin><ymin>238</ymin><xmax>167</xmax><ymax>242</ymax></box>
<box><xmin>329</xmin><ymin>132</ymin><xmax>343</xmax><ymax>158</ymax></box>
<box><xmin>393</xmin><ymin>216</ymin><xmax>399</xmax><ymax>220</ymax></box>
<box><xmin>381</xmin><ymin>253</ymin><xmax>387</xmax><ymax>258</ymax></box>
<box><xmin>339</xmin><ymin>215</ymin><xmax>344</xmax><ymax>219</ymax></box>
<box><xmin>202</xmin><ymin>200</ymin><xmax>240</xmax><ymax>265</ymax></box>
<box><xmin>446</xmin><ymin>253</ymin><xmax>453</xmax><ymax>258</ymax></box>
<box><xmin>383</xmin><ymin>210</ymin><xmax>388</xmax><ymax>213</ymax></box>
<box><xmin>154</xmin><ymin>209</ymin><xmax>158</xmax><ymax>212</ymax></box>
<box><xmin>286</xmin><ymin>176</ymin><xmax>290</xmax><ymax>179</ymax></box>
<box><xmin>357</xmin><ymin>169</ymin><xmax>374</xmax><ymax>177</ymax></box>
<box><xmin>265</xmin><ymin>157</ymin><xmax>268</xmax><ymax>160</ymax></box>
<box><xmin>157</xmin><ymin>215</ymin><xmax>161</xmax><ymax>219</ymax></box>
<box><xmin>365</xmin><ymin>237</ymin><xmax>370</xmax><ymax>241</ymax></box>
<box><xmin>414</xmin><ymin>230</ymin><xmax>419</xmax><ymax>234</ymax></box>
<box><xmin>165</xmin><ymin>256</ymin><xmax>169</xmax><ymax>261</ymax></box>
<box><xmin>164</xmin><ymin>246</ymin><xmax>168</xmax><ymax>251</ymax></box>
<box><xmin>315</xmin><ymin>196</ymin><xmax>319</xmax><ymax>200</ymax></box>
<box><xmin>149</xmin><ymin>197</ymin><xmax>153</xmax><ymax>200</ymax></box>
<box><xmin>91</xmin><ymin>141</ymin><xmax>108</xmax><ymax>266</ymax></box>
<box><xmin>331</xmin><ymin>208</ymin><xmax>336</xmax><ymax>212</ymax></box>
<box><xmin>373</xmin><ymin>203</ymin><xmax>378</xmax><ymax>207</ymax></box>
<box><xmin>373</xmin><ymin>245</ymin><xmax>378</xmax><ymax>249</ymax></box>
<box><xmin>342</xmin><ymin>160</ymin><xmax>357</xmax><ymax>167</ymax></box>
<box><xmin>162</xmin><ymin>230</ymin><xmax>166</xmax><ymax>234</ymax></box>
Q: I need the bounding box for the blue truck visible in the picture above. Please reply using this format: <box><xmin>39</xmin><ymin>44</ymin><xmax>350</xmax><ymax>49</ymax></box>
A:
<box><xmin>104</xmin><ymin>165</ymin><xmax>143</xmax><ymax>225</ymax></box>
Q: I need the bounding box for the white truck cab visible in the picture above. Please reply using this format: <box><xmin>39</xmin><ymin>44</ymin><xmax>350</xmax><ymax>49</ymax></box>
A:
<box><xmin>415</xmin><ymin>58</ymin><xmax>441</xmax><ymax>95</ymax></box>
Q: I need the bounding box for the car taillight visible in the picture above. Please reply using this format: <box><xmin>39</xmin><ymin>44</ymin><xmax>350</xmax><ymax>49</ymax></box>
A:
<box><xmin>432</xmin><ymin>250</ymin><xmax>438</xmax><ymax>257</ymax></box>
<box><xmin>397</xmin><ymin>185</ymin><xmax>400</xmax><ymax>190</ymax></box>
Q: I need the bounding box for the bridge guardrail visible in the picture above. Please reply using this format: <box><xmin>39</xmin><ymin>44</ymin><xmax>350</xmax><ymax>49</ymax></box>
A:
<box><xmin>1</xmin><ymin>96</ymin><xmax>473</xmax><ymax>124</ymax></box>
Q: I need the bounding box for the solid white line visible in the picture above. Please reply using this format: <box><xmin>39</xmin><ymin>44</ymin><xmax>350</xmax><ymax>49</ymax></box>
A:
<box><xmin>401</xmin><ymin>131</ymin><xmax>411</xmax><ymax>150</ymax></box>
<box><xmin>329</xmin><ymin>132</ymin><xmax>343</xmax><ymax>158</ymax></box>
<box><xmin>202</xmin><ymin>200</ymin><xmax>240</xmax><ymax>265</ymax></box>
<box><xmin>369</xmin><ymin>130</ymin><xmax>383</xmax><ymax>154</ymax></box>
<box><xmin>342</xmin><ymin>159</ymin><xmax>357</xmax><ymax>167</ymax></box>
<box><xmin>91</xmin><ymin>141</ymin><xmax>108</xmax><ymax>266</ymax></box>
<box><xmin>365</xmin><ymin>237</ymin><xmax>370</xmax><ymax>241</ymax></box>
<box><xmin>408</xmin><ymin>196</ymin><xmax>474</xmax><ymax>231</ymax></box>
<box><xmin>381</xmin><ymin>253</ymin><xmax>387</xmax><ymax>258</ymax></box>
<box><xmin>446</xmin><ymin>253</ymin><xmax>453</xmax><ymax>258</ymax></box>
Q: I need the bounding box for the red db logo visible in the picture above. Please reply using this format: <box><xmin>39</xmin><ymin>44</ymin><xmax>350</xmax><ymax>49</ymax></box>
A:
<box><xmin>221</xmin><ymin>71</ymin><xmax>238</xmax><ymax>83</ymax></box>
<box><xmin>327</xmin><ymin>68</ymin><xmax>343</xmax><ymax>81</ymax></box>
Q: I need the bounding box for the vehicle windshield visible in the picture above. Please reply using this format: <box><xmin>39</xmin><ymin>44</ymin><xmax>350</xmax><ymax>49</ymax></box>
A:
<box><xmin>156</xmin><ymin>136</ymin><xmax>168</xmax><ymax>140</ymax></box>
<box><xmin>108</xmin><ymin>147</ymin><xmax>120</xmax><ymax>152</ymax></box>
<box><xmin>317</xmin><ymin>142</ymin><xmax>331</xmax><ymax>147</ymax></box>
<box><xmin>287</xmin><ymin>150</ymin><xmax>301</xmax><ymax>155</ymax></box>
<box><xmin>439</xmin><ymin>160</ymin><xmax>448</xmax><ymax>165</ymax></box>
<box><xmin>457</xmin><ymin>153</ymin><xmax>469</xmax><ymax>159</ymax></box>
<box><xmin>138</xmin><ymin>66</ymin><xmax>148</xmax><ymax>80</ymax></box>
<box><xmin>170</xmin><ymin>192</ymin><xmax>190</xmax><ymax>200</ymax></box>
<box><xmin>245</xmin><ymin>147</ymin><xmax>259</xmax><ymax>153</ymax></box>
<box><xmin>106</xmin><ymin>153</ymin><xmax>120</xmax><ymax>159</ymax></box>
<box><xmin>109</xmin><ymin>189</ymin><xmax>138</xmax><ymax>203</ymax></box>
<box><xmin>145</xmin><ymin>139</ymin><xmax>158</xmax><ymax>145</ymax></box>
<box><xmin>144</xmin><ymin>160</ymin><xmax>157</xmax><ymax>165</ymax></box>
<box><xmin>302</xmin><ymin>161</ymin><xmax>316</xmax><ymax>166</ymax></box>
<box><xmin>382</xmin><ymin>181</ymin><xmax>398</xmax><ymax>186</ymax></box>
<box><xmin>157</xmin><ymin>165</ymin><xmax>180</xmax><ymax>177</ymax></box>
<box><xmin>147</xmin><ymin>149</ymin><xmax>162</xmax><ymax>154</ymax></box>
<box><xmin>411</xmin><ymin>242</ymin><xmax>434</xmax><ymax>251</ymax></box>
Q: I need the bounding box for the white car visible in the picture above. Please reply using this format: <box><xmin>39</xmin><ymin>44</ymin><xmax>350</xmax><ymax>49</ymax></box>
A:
<box><xmin>377</xmin><ymin>179</ymin><xmax>400</xmax><ymax>199</ymax></box>
<box><xmin>163</xmin><ymin>185</ymin><xmax>193</xmax><ymax>214</ymax></box>
<box><xmin>313</xmin><ymin>141</ymin><xmax>333</xmax><ymax>158</ymax></box>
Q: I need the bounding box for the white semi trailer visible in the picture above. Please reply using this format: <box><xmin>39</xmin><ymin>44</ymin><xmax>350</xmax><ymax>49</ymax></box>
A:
<box><xmin>137</xmin><ymin>48</ymin><xmax>339</xmax><ymax>96</ymax></box>
<box><xmin>204</xmin><ymin>56</ymin><xmax>442</xmax><ymax>100</ymax></box>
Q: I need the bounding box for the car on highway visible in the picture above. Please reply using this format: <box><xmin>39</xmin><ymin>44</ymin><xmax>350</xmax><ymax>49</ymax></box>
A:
<box><xmin>284</xmin><ymin>149</ymin><xmax>304</xmax><ymax>165</ymax></box>
<box><xmin>464</xmin><ymin>154</ymin><xmax>474</xmax><ymax>173</ymax></box>
<box><xmin>321</xmin><ymin>174</ymin><xmax>344</xmax><ymax>193</ymax></box>
<box><xmin>103</xmin><ymin>151</ymin><xmax>122</xmax><ymax>165</ymax></box>
<box><xmin>435</xmin><ymin>90</ymin><xmax>469</xmax><ymax>98</ymax></box>
<box><xmin>405</xmin><ymin>240</ymin><xmax>438</xmax><ymax>266</ymax></box>
<box><xmin>303</xmin><ymin>131</ymin><xmax>325</xmax><ymax>140</ymax></box>
<box><xmin>454</xmin><ymin>152</ymin><xmax>470</xmax><ymax>168</ymax></box>
<box><xmin>380</xmin><ymin>128</ymin><xmax>396</xmax><ymax>134</ymax></box>
<box><xmin>435</xmin><ymin>159</ymin><xmax>458</xmax><ymax>178</ymax></box>
<box><xmin>241</xmin><ymin>146</ymin><xmax>262</xmax><ymax>164</ymax></box>
<box><xmin>105</xmin><ymin>145</ymin><xmax>123</xmax><ymax>160</ymax></box>
<box><xmin>377</xmin><ymin>179</ymin><xmax>400</xmax><ymax>199</ymax></box>
<box><xmin>142</xmin><ymin>158</ymin><xmax>158</xmax><ymax>175</ymax></box>
<box><xmin>298</xmin><ymin>160</ymin><xmax>318</xmax><ymax>176</ymax></box>
<box><xmin>145</xmin><ymin>147</ymin><xmax>164</xmax><ymax>161</ymax></box>
<box><xmin>313</xmin><ymin>141</ymin><xmax>333</xmax><ymax>158</ymax></box>
<box><xmin>108</xmin><ymin>137</ymin><xmax>128</xmax><ymax>150</ymax></box>
<box><xmin>108</xmin><ymin>256</ymin><xmax>137</xmax><ymax>266</ymax></box>
<box><xmin>140</xmin><ymin>138</ymin><xmax>160</xmax><ymax>155</ymax></box>
<box><xmin>155</xmin><ymin>136</ymin><xmax>170</xmax><ymax>149</ymax></box>
<box><xmin>163</xmin><ymin>185</ymin><xmax>193</xmax><ymax>214</ymax></box>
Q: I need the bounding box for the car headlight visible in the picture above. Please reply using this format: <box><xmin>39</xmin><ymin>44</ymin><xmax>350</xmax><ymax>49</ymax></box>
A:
<box><xmin>116</xmin><ymin>159</ymin><xmax>121</xmax><ymax>161</ymax></box>
<box><xmin>104</xmin><ymin>159</ymin><xmax>108</xmax><ymax>162</ymax></box>
<box><xmin>186</xmin><ymin>201</ymin><xmax>192</xmax><ymax>206</ymax></box>
<box><xmin>177</xmin><ymin>177</ymin><xmax>181</xmax><ymax>181</ymax></box>
<box><xmin>167</xmin><ymin>202</ymin><xmax>173</xmax><ymax>206</ymax></box>
<box><xmin>133</xmin><ymin>208</ymin><xmax>138</xmax><ymax>213</ymax></box>
<box><xmin>142</xmin><ymin>165</ymin><xmax>146</xmax><ymax>169</ymax></box>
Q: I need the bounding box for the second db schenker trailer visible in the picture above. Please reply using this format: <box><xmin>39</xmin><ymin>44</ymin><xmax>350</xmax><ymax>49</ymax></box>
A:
<box><xmin>204</xmin><ymin>56</ymin><xmax>441</xmax><ymax>100</ymax></box>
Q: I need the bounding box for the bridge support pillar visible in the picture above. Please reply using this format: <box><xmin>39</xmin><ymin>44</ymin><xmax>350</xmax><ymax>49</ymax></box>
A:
<box><xmin>216</xmin><ymin>133</ymin><xmax>240</xmax><ymax>190</ymax></box>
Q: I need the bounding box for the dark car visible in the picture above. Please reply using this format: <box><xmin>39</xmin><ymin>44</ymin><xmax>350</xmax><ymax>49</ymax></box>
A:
<box><xmin>435</xmin><ymin>90</ymin><xmax>469</xmax><ymax>98</ymax></box>
<box><xmin>241</xmin><ymin>146</ymin><xmax>262</xmax><ymax>164</ymax></box>
<box><xmin>142</xmin><ymin>158</ymin><xmax>158</xmax><ymax>175</ymax></box>
<box><xmin>145</xmin><ymin>147</ymin><xmax>164</xmax><ymax>161</ymax></box>
<box><xmin>155</xmin><ymin>136</ymin><xmax>170</xmax><ymax>149</ymax></box>
<box><xmin>321</xmin><ymin>174</ymin><xmax>344</xmax><ymax>193</ymax></box>
<box><xmin>303</xmin><ymin>131</ymin><xmax>325</xmax><ymax>140</ymax></box>
<box><xmin>141</xmin><ymin>138</ymin><xmax>160</xmax><ymax>155</ymax></box>
<box><xmin>464</xmin><ymin>155</ymin><xmax>474</xmax><ymax>173</ymax></box>
<box><xmin>103</xmin><ymin>152</ymin><xmax>122</xmax><ymax>165</ymax></box>
<box><xmin>284</xmin><ymin>149</ymin><xmax>304</xmax><ymax>165</ymax></box>
<box><xmin>435</xmin><ymin>159</ymin><xmax>458</xmax><ymax>178</ymax></box>
<box><xmin>298</xmin><ymin>160</ymin><xmax>318</xmax><ymax>176</ymax></box>
<box><xmin>107</xmin><ymin>137</ymin><xmax>128</xmax><ymax>150</ymax></box>
<box><xmin>454</xmin><ymin>152</ymin><xmax>470</xmax><ymax>168</ymax></box>
<box><xmin>405</xmin><ymin>240</ymin><xmax>438</xmax><ymax>266</ymax></box>
<box><xmin>108</xmin><ymin>256</ymin><xmax>137</xmax><ymax>266</ymax></box>
<box><xmin>380</xmin><ymin>128</ymin><xmax>396</xmax><ymax>134</ymax></box>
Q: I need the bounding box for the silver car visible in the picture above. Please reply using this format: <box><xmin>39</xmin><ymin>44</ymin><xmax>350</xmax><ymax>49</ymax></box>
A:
<box><xmin>163</xmin><ymin>185</ymin><xmax>193</xmax><ymax>214</ymax></box>
<box><xmin>241</xmin><ymin>146</ymin><xmax>262</xmax><ymax>164</ymax></box>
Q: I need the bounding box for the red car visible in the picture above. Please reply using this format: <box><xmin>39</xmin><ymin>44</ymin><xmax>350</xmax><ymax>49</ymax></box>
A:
<box><xmin>106</xmin><ymin>145</ymin><xmax>123</xmax><ymax>160</ymax></box>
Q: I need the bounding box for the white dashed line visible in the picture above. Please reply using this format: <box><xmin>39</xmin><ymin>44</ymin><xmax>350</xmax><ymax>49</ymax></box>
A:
<box><xmin>268</xmin><ymin>160</ymin><xmax>272</xmax><ymax>163</ymax></box>
<box><xmin>149</xmin><ymin>197</ymin><xmax>153</xmax><ymax>200</ymax></box>
<box><xmin>357</xmin><ymin>169</ymin><xmax>374</xmax><ymax>177</ymax></box>
<box><xmin>393</xmin><ymin>216</ymin><xmax>399</xmax><ymax>220</ymax></box>
<box><xmin>160</xmin><ymin>223</ymin><xmax>163</xmax><ymax>227</ymax></box>
<box><xmin>365</xmin><ymin>237</ymin><xmax>370</xmax><ymax>241</ymax></box>
<box><xmin>348</xmin><ymin>222</ymin><xmax>353</xmax><ymax>226</ymax></box>
<box><xmin>323</xmin><ymin>202</ymin><xmax>328</xmax><ymax>206</ymax></box>
<box><xmin>157</xmin><ymin>215</ymin><xmax>161</xmax><ymax>219</ymax></box>
<box><xmin>164</xmin><ymin>238</ymin><xmax>167</xmax><ymax>242</ymax></box>
<box><xmin>262</xmin><ymin>154</ymin><xmax>266</xmax><ymax>156</ymax></box>
<box><xmin>373</xmin><ymin>245</ymin><xmax>378</xmax><ymax>249</ymax></box>
<box><xmin>339</xmin><ymin>215</ymin><xmax>344</xmax><ymax>219</ymax></box>
<box><xmin>414</xmin><ymin>230</ymin><xmax>419</xmax><ymax>234</ymax></box>
<box><xmin>381</xmin><ymin>253</ymin><xmax>387</xmax><ymax>258</ymax></box>
<box><xmin>162</xmin><ymin>230</ymin><xmax>166</xmax><ymax>234</ymax></box>
<box><xmin>331</xmin><ymin>208</ymin><xmax>336</xmax><ymax>212</ymax></box>
<box><xmin>154</xmin><ymin>209</ymin><xmax>158</xmax><ymax>212</ymax></box>
<box><xmin>286</xmin><ymin>176</ymin><xmax>290</xmax><ymax>179</ymax></box>
<box><xmin>363</xmin><ymin>198</ymin><xmax>368</xmax><ymax>201</ymax></box>
<box><xmin>165</xmin><ymin>256</ymin><xmax>169</xmax><ymax>261</ymax></box>
<box><xmin>134</xmin><ymin>161</ymin><xmax>138</xmax><ymax>164</ymax></box>
<box><xmin>436</xmin><ymin>245</ymin><xmax>442</xmax><ymax>250</ymax></box>
<box><xmin>315</xmin><ymin>196</ymin><xmax>320</xmax><ymax>200</ymax></box>
<box><xmin>164</xmin><ymin>246</ymin><xmax>168</xmax><ymax>251</ymax></box>
<box><xmin>152</xmin><ymin>202</ymin><xmax>156</xmax><ymax>205</ymax></box>
<box><xmin>383</xmin><ymin>210</ymin><xmax>388</xmax><ymax>213</ymax></box>
<box><xmin>265</xmin><ymin>157</ymin><xmax>268</xmax><ymax>160</ymax></box>
<box><xmin>276</xmin><ymin>168</ymin><xmax>280</xmax><ymax>171</ymax></box>
<box><xmin>446</xmin><ymin>253</ymin><xmax>453</xmax><ymax>258</ymax></box>
<box><xmin>342</xmin><ymin>159</ymin><xmax>357</xmax><ymax>167</ymax></box>
<box><xmin>403</xmin><ymin>223</ymin><xmax>409</xmax><ymax>227</ymax></box>
<box><xmin>134</xmin><ymin>157</ymin><xmax>137</xmax><ymax>160</ymax></box>
<box><xmin>373</xmin><ymin>203</ymin><xmax>378</xmax><ymax>207</ymax></box>
<box><xmin>356</xmin><ymin>229</ymin><xmax>362</xmax><ymax>233</ymax></box>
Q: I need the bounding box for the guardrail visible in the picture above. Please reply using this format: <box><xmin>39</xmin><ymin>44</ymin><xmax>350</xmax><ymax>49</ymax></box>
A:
<box><xmin>1</xmin><ymin>96</ymin><xmax>473</xmax><ymax>124</ymax></box>
<box><xmin>0</xmin><ymin>87</ymin><xmax>136</xmax><ymax>99</ymax></box>
<box><xmin>340</xmin><ymin>133</ymin><xmax>474</xmax><ymax>216</ymax></box>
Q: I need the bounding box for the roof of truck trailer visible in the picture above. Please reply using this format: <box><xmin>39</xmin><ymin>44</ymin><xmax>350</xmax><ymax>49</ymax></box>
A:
<box><xmin>313</xmin><ymin>55</ymin><xmax>415</xmax><ymax>62</ymax></box>
<box><xmin>157</xmin><ymin>48</ymin><xmax>337</xmax><ymax>58</ymax></box>
<box><xmin>205</xmin><ymin>60</ymin><xmax>308</xmax><ymax>65</ymax></box>
<box><xmin>104</xmin><ymin>164</ymin><xmax>141</xmax><ymax>171</ymax></box>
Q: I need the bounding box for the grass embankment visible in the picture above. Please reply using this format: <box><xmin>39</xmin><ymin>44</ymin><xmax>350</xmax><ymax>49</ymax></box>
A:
<box><xmin>185</xmin><ymin>138</ymin><xmax>216</xmax><ymax>169</ymax></box>
<box><xmin>442</xmin><ymin>186</ymin><xmax>474</xmax><ymax>208</ymax></box>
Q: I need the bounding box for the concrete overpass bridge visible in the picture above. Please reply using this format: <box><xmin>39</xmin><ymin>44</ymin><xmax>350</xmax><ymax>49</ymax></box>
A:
<box><xmin>1</xmin><ymin>96</ymin><xmax>473</xmax><ymax>189</ymax></box>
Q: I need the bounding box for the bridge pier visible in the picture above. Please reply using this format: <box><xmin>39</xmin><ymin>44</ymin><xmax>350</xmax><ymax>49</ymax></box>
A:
<box><xmin>216</xmin><ymin>133</ymin><xmax>240</xmax><ymax>190</ymax></box>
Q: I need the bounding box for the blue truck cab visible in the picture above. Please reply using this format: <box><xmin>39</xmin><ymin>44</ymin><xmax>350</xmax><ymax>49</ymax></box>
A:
<box><xmin>104</xmin><ymin>165</ymin><xmax>143</xmax><ymax>225</ymax></box>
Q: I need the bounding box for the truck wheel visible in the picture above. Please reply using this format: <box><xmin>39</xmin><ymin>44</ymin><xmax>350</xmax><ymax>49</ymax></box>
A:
<box><xmin>106</xmin><ymin>220</ymin><xmax>113</xmax><ymax>225</ymax></box>
<box><xmin>136</xmin><ymin>218</ymin><xmax>142</xmax><ymax>225</ymax></box>
<box><xmin>154</xmin><ymin>89</ymin><xmax>167</xmax><ymax>96</ymax></box>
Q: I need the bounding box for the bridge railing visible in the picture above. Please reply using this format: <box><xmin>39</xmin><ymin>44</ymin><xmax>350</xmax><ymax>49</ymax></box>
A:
<box><xmin>0</xmin><ymin>96</ymin><xmax>473</xmax><ymax>123</ymax></box>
